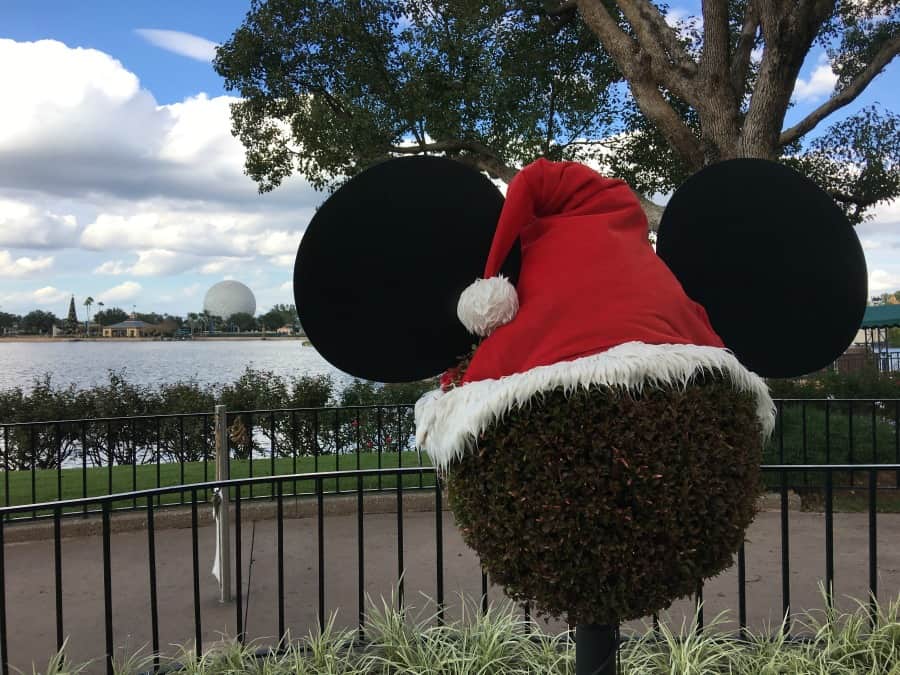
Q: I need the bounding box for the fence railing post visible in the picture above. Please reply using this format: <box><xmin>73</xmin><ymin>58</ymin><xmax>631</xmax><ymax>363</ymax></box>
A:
<box><xmin>214</xmin><ymin>404</ymin><xmax>232</xmax><ymax>603</ymax></box>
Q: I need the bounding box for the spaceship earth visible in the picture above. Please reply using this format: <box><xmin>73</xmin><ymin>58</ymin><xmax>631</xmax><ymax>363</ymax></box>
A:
<box><xmin>203</xmin><ymin>280</ymin><xmax>257</xmax><ymax>318</ymax></box>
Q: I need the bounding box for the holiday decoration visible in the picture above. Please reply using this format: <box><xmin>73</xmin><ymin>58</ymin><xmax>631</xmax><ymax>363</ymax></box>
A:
<box><xmin>294</xmin><ymin>155</ymin><xmax>866</xmax><ymax>674</ymax></box>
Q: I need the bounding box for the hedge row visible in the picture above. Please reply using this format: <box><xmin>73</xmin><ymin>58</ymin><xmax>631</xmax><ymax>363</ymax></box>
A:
<box><xmin>0</xmin><ymin>368</ymin><xmax>437</xmax><ymax>469</ymax></box>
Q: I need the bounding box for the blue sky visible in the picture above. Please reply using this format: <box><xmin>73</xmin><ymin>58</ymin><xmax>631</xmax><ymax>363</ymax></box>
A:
<box><xmin>0</xmin><ymin>1</ymin><xmax>897</xmax><ymax>321</ymax></box>
<box><xmin>1</xmin><ymin>0</ymin><xmax>242</xmax><ymax>104</ymax></box>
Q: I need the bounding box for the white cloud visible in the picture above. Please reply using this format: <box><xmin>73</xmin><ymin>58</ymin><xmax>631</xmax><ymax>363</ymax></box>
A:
<box><xmin>135</xmin><ymin>29</ymin><xmax>218</xmax><ymax>62</ymax></box>
<box><xmin>200</xmin><ymin>259</ymin><xmax>230</xmax><ymax>274</ymax></box>
<box><xmin>98</xmin><ymin>281</ymin><xmax>142</xmax><ymax>303</ymax></box>
<box><xmin>271</xmin><ymin>254</ymin><xmax>295</xmax><ymax>267</ymax></box>
<box><xmin>81</xmin><ymin>209</ymin><xmax>260</xmax><ymax>255</ymax></box>
<box><xmin>93</xmin><ymin>250</ymin><xmax>219</xmax><ymax>276</ymax></box>
<box><xmin>0</xmin><ymin>198</ymin><xmax>79</xmax><ymax>249</ymax></box>
<box><xmin>792</xmin><ymin>54</ymin><xmax>837</xmax><ymax>102</ymax></box>
<box><xmin>94</xmin><ymin>259</ymin><xmax>127</xmax><ymax>275</ymax></box>
<box><xmin>0</xmin><ymin>285</ymin><xmax>71</xmax><ymax>311</ymax></box>
<box><xmin>200</xmin><ymin>257</ymin><xmax>251</xmax><ymax>274</ymax></box>
<box><xmin>0</xmin><ymin>38</ymin><xmax>321</xmax><ymax>316</ymax></box>
<box><xmin>0</xmin><ymin>285</ymin><xmax>70</xmax><ymax>308</ymax></box>
<box><xmin>869</xmin><ymin>269</ymin><xmax>900</xmax><ymax>294</ymax></box>
<box><xmin>32</xmin><ymin>286</ymin><xmax>69</xmax><ymax>305</ymax></box>
<box><xmin>0</xmin><ymin>250</ymin><xmax>53</xmax><ymax>277</ymax></box>
<box><xmin>130</xmin><ymin>249</ymin><xmax>197</xmax><ymax>276</ymax></box>
<box><xmin>0</xmin><ymin>39</ymin><xmax>320</xmax><ymax>207</ymax></box>
<box><xmin>80</xmin><ymin>208</ymin><xmax>304</xmax><ymax>260</ymax></box>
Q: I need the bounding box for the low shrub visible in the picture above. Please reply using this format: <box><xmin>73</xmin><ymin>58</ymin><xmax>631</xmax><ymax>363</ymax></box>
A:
<box><xmin>35</xmin><ymin>591</ymin><xmax>900</xmax><ymax>674</ymax></box>
<box><xmin>767</xmin><ymin>367</ymin><xmax>900</xmax><ymax>400</ymax></box>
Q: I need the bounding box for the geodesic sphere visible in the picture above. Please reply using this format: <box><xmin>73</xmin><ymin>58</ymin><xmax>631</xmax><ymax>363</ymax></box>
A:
<box><xmin>203</xmin><ymin>280</ymin><xmax>256</xmax><ymax>319</ymax></box>
<box><xmin>446</xmin><ymin>375</ymin><xmax>763</xmax><ymax>625</ymax></box>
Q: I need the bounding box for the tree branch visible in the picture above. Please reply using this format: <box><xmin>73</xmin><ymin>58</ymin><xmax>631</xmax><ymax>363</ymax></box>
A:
<box><xmin>389</xmin><ymin>139</ymin><xmax>501</xmax><ymax>159</ymax></box>
<box><xmin>576</xmin><ymin>0</ymin><xmax>705</xmax><ymax>169</ymax></box>
<box><xmin>779</xmin><ymin>32</ymin><xmax>900</xmax><ymax>147</ymax></box>
<box><xmin>389</xmin><ymin>136</ymin><xmax>664</xmax><ymax>225</ymax></box>
<box><xmin>700</xmin><ymin>0</ymin><xmax>730</xmax><ymax>82</ymax></box>
<box><xmin>545</xmin><ymin>1</ymin><xmax>578</xmax><ymax>16</ymax></box>
<box><xmin>545</xmin><ymin>80</ymin><xmax>557</xmax><ymax>154</ymax></box>
<box><xmin>389</xmin><ymin>140</ymin><xmax>518</xmax><ymax>181</ymax></box>
<box><xmin>542</xmin><ymin>0</ymin><xmax>579</xmax><ymax>33</ymax></box>
<box><xmin>730</xmin><ymin>0</ymin><xmax>760</xmax><ymax>95</ymax></box>
<box><xmin>625</xmin><ymin>0</ymin><xmax>696</xmax><ymax>76</ymax></box>
<box><xmin>740</xmin><ymin>0</ymin><xmax>836</xmax><ymax>156</ymax></box>
<box><xmin>614</xmin><ymin>0</ymin><xmax>698</xmax><ymax>102</ymax></box>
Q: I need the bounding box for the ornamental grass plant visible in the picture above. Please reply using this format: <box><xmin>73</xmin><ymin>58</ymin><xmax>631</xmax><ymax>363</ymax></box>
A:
<box><xmin>28</xmin><ymin>589</ymin><xmax>900</xmax><ymax>674</ymax></box>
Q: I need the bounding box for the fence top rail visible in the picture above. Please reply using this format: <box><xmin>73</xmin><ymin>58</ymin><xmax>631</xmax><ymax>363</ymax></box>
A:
<box><xmin>773</xmin><ymin>398</ymin><xmax>900</xmax><ymax>402</ymax></box>
<box><xmin>0</xmin><ymin>403</ymin><xmax>420</xmax><ymax>429</ymax></box>
<box><xmin>0</xmin><ymin>410</ymin><xmax>212</xmax><ymax>429</ymax></box>
<box><xmin>0</xmin><ymin>466</ymin><xmax>437</xmax><ymax>516</ymax></box>
<box><xmin>0</xmin><ymin>462</ymin><xmax>894</xmax><ymax>516</ymax></box>
<box><xmin>761</xmin><ymin>463</ymin><xmax>900</xmax><ymax>471</ymax></box>
<box><xmin>2</xmin><ymin>397</ymin><xmax>899</xmax><ymax>429</ymax></box>
<box><xmin>227</xmin><ymin>403</ymin><xmax>415</xmax><ymax>416</ymax></box>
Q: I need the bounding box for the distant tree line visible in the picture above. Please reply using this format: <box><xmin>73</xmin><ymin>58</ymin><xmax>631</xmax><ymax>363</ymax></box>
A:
<box><xmin>0</xmin><ymin>368</ymin><xmax>436</xmax><ymax>469</ymax></box>
<box><xmin>0</xmin><ymin>303</ymin><xmax>304</xmax><ymax>336</ymax></box>
<box><xmin>1</xmin><ymin>364</ymin><xmax>899</xmax><ymax>471</ymax></box>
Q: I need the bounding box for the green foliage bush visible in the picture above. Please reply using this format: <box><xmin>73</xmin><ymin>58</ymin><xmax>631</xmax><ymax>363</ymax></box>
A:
<box><xmin>448</xmin><ymin>375</ymin><xmax>763</xmax><ymax>625</ymax></box>
<box><xmin>40</xmin><ymin>591</ymin><xmax>900</xmax><ymax>674</ymax></box>
<box><xmin>767</xmin><ymin>367</ymin><xmax>900</xmax><ymax>399</ymax></box>
<box><xmin>0</xmin><ymin>369</ymin><xmax>438</xmax><ymax>469</ymax></box>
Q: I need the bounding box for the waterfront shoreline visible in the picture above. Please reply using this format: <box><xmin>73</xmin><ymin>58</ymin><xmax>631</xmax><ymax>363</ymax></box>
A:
<box><xmin>0</xmin><ymin>335</ymin><xmax>305</xmax><ymax>343</ymax></box>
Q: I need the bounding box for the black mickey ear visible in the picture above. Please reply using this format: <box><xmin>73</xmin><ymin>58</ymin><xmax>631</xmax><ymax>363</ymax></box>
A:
<box><xmin>294</xmin><ymin>156</ymin><xmax>520</xmax><ymax>383</ymax></box>
<box><xmin>656</xmin><ymin>159</ymin><xmax>867</xmax><ymax>379</ymax></box>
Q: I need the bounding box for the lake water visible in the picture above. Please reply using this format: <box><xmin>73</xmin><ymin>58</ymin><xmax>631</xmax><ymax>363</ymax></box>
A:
<box><xmin>0</xmin><ymin>340</ymin><xmax>356</xmax><ymax>392</ymax></box>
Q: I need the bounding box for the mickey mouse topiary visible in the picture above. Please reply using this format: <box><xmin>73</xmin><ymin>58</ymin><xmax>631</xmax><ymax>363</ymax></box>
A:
<box><xmin>293</xmin><ymin>154</ymin><xmax>866</xmax><ymax>670</ymax></box>
<box><xmin>448</xmin><ymin>375</ymin><xmax>760</xmax><ymax>625</ymax></box>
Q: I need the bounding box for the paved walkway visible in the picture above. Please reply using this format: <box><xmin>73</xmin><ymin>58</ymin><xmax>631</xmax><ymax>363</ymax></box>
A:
<box><xmin>4</xmin><ymin>504</ymin><xmax>900</xmax><ymax>672</ymax></box>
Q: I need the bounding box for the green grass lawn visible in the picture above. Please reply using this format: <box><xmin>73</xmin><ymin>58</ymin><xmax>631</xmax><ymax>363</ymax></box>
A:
<box><xmin>0</xmin><ymin>451</ymin><xmax>435</xmax><ymax>517</ymax></box>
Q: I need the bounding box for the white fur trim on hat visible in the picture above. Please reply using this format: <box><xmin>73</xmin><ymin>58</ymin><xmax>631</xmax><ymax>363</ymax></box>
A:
<box><xmin>415</xmin><ymin>341</ymin><xmax>775</xmax><ymax>471</ymax></box>
<box><xmin>456</xmin><ymin>275</ymin><xmax>518</xmax><ymax>336</ymax></box>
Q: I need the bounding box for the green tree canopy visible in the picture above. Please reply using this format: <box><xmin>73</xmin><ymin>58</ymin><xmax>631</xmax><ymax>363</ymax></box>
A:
<box><xmin>0</xmin><ymin>312</ymin><xmax>20</xmax><ymax>330</ymax></box>
<box><xmin>20</xmin><ymin>310</ymin><xmax>58</xmax><ymax>335</ymax></box>
<box><xmin>259</xmin><ymin>303</ymin><xmax>298</xmax><ymax>331</ymax></box>
<box><xmin>229</xmin><ymin>312</ymin><xmax>258</xmax><ymax>332</ymax></box>
<box><xmin>94</xmin><ymin>307</ymin><xmax>129</xmax><ymax>326</ymax></box>
<box><xmin>216</xmin><ymin>0</ymin><xmax>900</xmax><ymax>226</ymax></box>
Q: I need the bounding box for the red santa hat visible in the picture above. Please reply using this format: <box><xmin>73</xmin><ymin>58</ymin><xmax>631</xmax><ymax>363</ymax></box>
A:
<box><xmin>416</xmin><ymin>159</ymin><xmax>774</xmax><ymax>468</ymax></box>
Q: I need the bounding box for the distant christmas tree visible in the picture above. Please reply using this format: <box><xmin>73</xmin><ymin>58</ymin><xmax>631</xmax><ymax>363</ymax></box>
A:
<box><xmin>63</xmin><ymin>296</ymin><xmax>79</xmax><ymax>334</ymax></box>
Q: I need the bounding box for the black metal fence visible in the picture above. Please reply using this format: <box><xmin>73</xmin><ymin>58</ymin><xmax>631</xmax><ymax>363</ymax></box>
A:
<box><xmin>0</xmin><ymin>463</ymin><xmax>896</xmax><ymax>674</ymax></box>
<box><xmin>832</xmin><ymin>350</ymin><xmax>900</xmax><ymax>374</ymax></box>
<box><xmin>1</xmin><ymin>398</ymin><xmax>899</xmax><ymax>520</ymax></box>
<box><xmin>0</xmin><ymin>405</ymin><xmax>430</xmax><ymax>520</ymax></box>
<box><xmin>770</xmin><ymin>399</ymin><xmax>900</xmax><ymax>492</ymax></box>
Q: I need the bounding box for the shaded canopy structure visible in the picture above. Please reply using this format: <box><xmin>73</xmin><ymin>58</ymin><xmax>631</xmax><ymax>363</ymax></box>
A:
<box><xmin>859</xmin><ymin>305</ymin><xmax>900</xmax><ymax>372</ymax></box>
<box><xmin>861</xmin><ymin>305</ymin><xmax>900</xmax><ymax>328</ymax></box>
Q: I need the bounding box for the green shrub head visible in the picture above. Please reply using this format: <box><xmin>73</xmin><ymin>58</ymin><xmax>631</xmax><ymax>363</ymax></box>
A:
<box><xmin>447</xmin><ymin>374</ymin><xmax>763</xmax><ymax>625</ymax></box>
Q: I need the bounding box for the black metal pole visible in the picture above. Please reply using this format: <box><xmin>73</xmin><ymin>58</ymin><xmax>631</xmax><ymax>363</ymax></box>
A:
<box><xmin>576</xmin><ymin>624</ymin><xmax>617</xmax><ymax>675</ymax></box>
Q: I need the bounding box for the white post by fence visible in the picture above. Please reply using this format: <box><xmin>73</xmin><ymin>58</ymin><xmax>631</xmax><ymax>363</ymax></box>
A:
<box><xmin>214</xmin><ymin>404</ymin><xmax>232</xmax><ymax>603</ymax></box>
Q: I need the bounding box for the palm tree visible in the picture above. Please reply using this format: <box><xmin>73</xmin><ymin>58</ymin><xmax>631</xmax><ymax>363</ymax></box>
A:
<box><xmin>83</xmin><ymin>296</ymin><xmax>94</xmax><ymax>334</ymax></box>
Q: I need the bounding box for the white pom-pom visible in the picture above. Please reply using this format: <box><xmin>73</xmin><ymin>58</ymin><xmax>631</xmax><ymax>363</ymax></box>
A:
<box><xmin>456</xmin><ymin>275</ymin><xmax>519</xmax><ymax>336</ymax></box>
